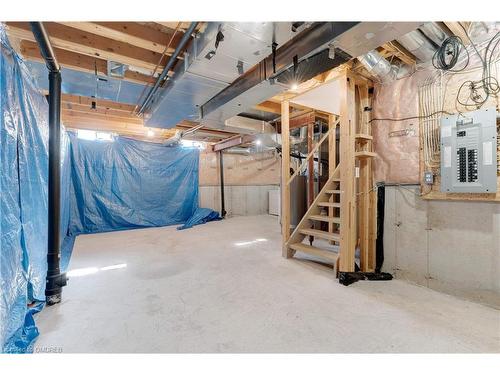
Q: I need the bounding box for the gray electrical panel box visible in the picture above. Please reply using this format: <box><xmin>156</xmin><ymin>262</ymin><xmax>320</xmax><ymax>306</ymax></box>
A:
<box><xmin>440</xmin><ymin>107</ymin><xmax>497</xmax><ymax>193</ymax></box>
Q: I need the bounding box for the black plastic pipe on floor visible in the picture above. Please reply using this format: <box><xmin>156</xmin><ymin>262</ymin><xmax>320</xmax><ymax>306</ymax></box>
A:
<box><xmin>219</xmin><ymin>151</ymin><xmax>226</xmax><ymax>218</ymax></box>
<box><xmin>30</xmin><ymin>22</ymin><xmax>67</xmax><ymax>305</ymax></box>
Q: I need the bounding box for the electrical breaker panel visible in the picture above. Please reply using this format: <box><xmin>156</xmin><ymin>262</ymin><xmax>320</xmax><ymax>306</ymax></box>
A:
<box><xmin>440</xmin><ymin>107</ymin><xmax>497</xmax><ymax>193</ymax></box>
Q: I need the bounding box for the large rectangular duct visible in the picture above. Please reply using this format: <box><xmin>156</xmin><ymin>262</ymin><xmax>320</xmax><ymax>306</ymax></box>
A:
<box><xmin>144</xmin><ymin>22</ymin><xmax>296</xmax><ymax>128</ymax></box>
<box><xmin>200</xmin><ymin>22</ymin><xmax>423</xmax><ymax>130</ymax></box>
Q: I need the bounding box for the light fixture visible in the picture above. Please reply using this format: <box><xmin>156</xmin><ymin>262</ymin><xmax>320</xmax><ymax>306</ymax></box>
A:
<box><xmin>147</xmin><ymin>129</ymin><xmax>155</xmax><ymax>137</ymax></box>
<box><xmin>256</xmin><ymin>139</ymin><xmax>262</xmax><ymax>146</ymax></box>
<box><xmin>291</xmin><ymin>82</ymin><xmax>298</xmax><ymax>91</ymax></box>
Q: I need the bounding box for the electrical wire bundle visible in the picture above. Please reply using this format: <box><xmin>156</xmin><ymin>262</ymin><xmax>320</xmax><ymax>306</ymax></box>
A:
<box><xmin>456</xmin><ymin>25</ymin><xmax>500</xmax><ymax>111</ymax></box>
<box><xmin>432</xmin><ymin>35</ymin><xmax>469</xmax><ymax>72</ymax></box>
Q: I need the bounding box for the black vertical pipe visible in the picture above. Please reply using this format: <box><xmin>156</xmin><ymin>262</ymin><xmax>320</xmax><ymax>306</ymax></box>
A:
<box><xmin>219</xmin><ymin>151</ymin><xmax>226</xmax><ymax>218</ymax></box>
<box><xmin>30</xmin><ymin>22</ymin><xmax>66</xmax><ymax>305</ymax></box>
<box><xmin>375</xmin><ymin>182</ymin><xmax>385</xmax><ymax>273</ymax></box>
<box><xmin>45</xmin><ymin>70</ymin><xmax>66</xmax><ymax>305</ymax></box>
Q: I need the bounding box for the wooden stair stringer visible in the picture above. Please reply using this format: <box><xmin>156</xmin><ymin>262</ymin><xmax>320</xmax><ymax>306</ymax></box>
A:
<box><xmin>286</xmin><ymin>164</ymin><xmax>340</xmax><ymax>251</ymax></box>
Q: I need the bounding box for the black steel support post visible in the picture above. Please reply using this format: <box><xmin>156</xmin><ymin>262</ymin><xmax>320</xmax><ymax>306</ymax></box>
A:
<box><xmin>30</xmin><ymin>22</ymin><xmax>67</xmax><ymax>305</ymax></box>
<box><xmin>219</xmin><ymin>151</ymin><xmax>226</xmax><ymax>218</ymax></box>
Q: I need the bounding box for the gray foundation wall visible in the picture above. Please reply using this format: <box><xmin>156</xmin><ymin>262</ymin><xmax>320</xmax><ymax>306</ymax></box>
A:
<box><xmin>199</xmin><ymin>185</ymin><xmax>279</xmax><ymax>217</ymax></box>
<box><xmin>382</xmin><ymin>185</ymin><xmax>500</xmax><ymax>308</ymax></box>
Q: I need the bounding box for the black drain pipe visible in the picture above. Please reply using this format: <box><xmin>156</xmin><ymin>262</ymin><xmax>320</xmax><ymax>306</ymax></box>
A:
<box><xmin>219</xmin><ymin>151</ymin><xmax>226</xmax><ymax>218</ymax></box>
<box><xmin>30</xmin><ymin>22</ymin><xmax>67</xmax><ymax>305</ymax></box>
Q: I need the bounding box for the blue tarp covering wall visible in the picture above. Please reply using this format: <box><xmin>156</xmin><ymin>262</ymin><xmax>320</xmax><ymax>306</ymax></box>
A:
<box><xmin>0</xmin><ymin>24</ymin><xmax>71</xmax><ymax>353</ymax></box>
<box><xmin>1</xmin><ymin>24</ymin><xmax>219</xmax><ymax>353</ymax></box>
<box><xmin>67</xmin><ymin>133</ymin><xmax>200</xmax><ymax>236</ymax></box>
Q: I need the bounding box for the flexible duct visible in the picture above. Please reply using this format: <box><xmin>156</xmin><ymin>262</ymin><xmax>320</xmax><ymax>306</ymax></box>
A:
<box><xmin>358</xmin><ymin>50</ymin><xmax>398</xmax><ymax>82</ymax></box>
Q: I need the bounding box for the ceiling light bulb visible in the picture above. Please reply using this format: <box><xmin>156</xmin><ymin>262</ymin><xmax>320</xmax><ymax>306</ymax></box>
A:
<box><xmin>147</xmin><ymin>129</ymin><xmax>154</xmax><ymax>137</ymax></box>
<box><xmin>291</xmin><ymin>83</ymin><xmax>298</xmax><ymax>91</ymax></box>
<box><xmin>256</xmin><ymin>139</ymin><xmax>262</xmax><ymax>146</ymax></box>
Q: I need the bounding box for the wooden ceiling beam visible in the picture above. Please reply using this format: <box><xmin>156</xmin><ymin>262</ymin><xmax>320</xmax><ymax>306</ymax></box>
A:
<box><xmin>156</xmin><ymin>22</ymin><xmax>192</xmax><ymax>30</ymax></box>
<box><xmin>379</xmin><ymin>41</ymin><xmax>416</xmax><ymax>65</ymax></box>
<box><xmin>442</xmin><ymin>22</ymin><xmax>471</xmax><ymax>43</ymax></box>
<box><xmin>58</xmin><ymin>22</ymin><xmax>182</xmax><ymax>55</ymax></box>
<box><xmin>61</xmin><ymin>94</ymin><xmax>137</xmax><ymax>113</ymax></box>
<box><xmin>62</xmin><ymin>104</ymin><xmax>142</xmax><ymax>123</ymax></box>
<box><xmin>62</xmin><ymin>109</ymin><xmax>143</xmax><ymax>126</ymax></box>
<box><xmin>20</xmin><ymin>40</ymin><xmax>158</xmax><ymax>85</ymax></box>
<box><xmin>6</xmin><ymin>22</ymin><xmax>169</xmax><ymax>72</ymax></box>
<box><xmin>253</xmin><ymin>101</ymin><xmax>282</xmax><ymax>114</ymax></box>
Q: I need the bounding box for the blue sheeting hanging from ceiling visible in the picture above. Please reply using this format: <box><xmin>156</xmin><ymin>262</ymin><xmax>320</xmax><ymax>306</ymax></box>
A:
<box><xmin>0</xmin><ymin>24</ymin><xmax>71</xmax><ymax>353</ymax></box>
<box><xmin>1</xmin><ymin>23</ymin><xmax>220</xmax><ymax>354</ymax></box>
<box><xmin>67</xmin><ymin>133</ymin><xmax>200</xmax><ymax>235</ymax></box>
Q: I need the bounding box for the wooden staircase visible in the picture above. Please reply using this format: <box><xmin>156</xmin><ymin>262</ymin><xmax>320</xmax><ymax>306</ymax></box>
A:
<box><xmin>280</xmin><ymin>69</ymin><xmax>378</xmax><ymax>278</ymax></box>
<box><xmin>285</xmin><ymin>164</ymin><xmax>342</xmax><ymax>274</ymax></box>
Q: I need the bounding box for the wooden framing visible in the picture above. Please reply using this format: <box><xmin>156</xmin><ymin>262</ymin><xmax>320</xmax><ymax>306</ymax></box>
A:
<box><xmin>58</xmin><ymin>22</ymin><xmax>182</xmax><ymax>55</ymax></box>
<box><xmin>20</xmin><ymin>40</ymin><xmax>159</xmax><ymax>85</ymax></box>
<box><xmin>279</xmin><ymin>65</ymin><xmax>378</xmax><ymax>278</ymax></box>
<box><xmin>338</xmin><ymin>71</ymin><xmax>357</xmax><ymax>273</ymax></box>
<box><xmin>328</xmin><ymin>114</ymin><xmax>337</xmax><ymax>236</ymax></box>
<box><xmin>281</xmin><ymin>100</ymin><xmax>292</xmax><ymax>258</ymax></box>
<box><xmin>7</xmin><ymin>22</ymin><xmax>169</xmax><ymax>72</ymax></box>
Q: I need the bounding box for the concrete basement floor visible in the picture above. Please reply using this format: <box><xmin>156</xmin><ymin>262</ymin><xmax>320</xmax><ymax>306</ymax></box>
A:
<box><xmin>34</xmin><ymin>215</ymin><xmax>500</xmax><ymax>353</ymax></box>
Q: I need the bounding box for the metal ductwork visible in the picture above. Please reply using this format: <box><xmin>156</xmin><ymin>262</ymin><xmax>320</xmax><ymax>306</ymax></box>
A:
<box><xmin>144</xmin><ymin>22</ymin><xmax>298</xmax><ymax>128</ymax></box>
<box><xmin>396</xmin><ymin>22</ymin><xmax>450</xmax><ymax>63</ymax></box>
<box><xmin>200</xmin><ymin>22</ymin><xmax>423</xmax><ymax>129</ymax></box>
<box><xmin>138</xmin><ymin>22</ymin><xmax>198</xmax><ymax>114</ymax></box>
<box><xmin>358</xmin><ymin>50</ymin><xmax>398</xmax><ymax>82</ymax></box>
<box><xmin>144</xmin><ymin>22</ymin><xmax>423</xmax><ymax>131</ymax></box>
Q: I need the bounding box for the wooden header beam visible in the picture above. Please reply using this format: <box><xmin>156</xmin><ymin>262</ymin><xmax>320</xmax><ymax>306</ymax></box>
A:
<box><xmin>212</xmin><ymin>134</ymin><xmax>256</xmax><ymax>152</ymax></box>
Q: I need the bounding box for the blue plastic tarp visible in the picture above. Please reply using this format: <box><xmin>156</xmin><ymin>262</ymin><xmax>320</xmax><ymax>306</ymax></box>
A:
<box><xmin>177</xmin><ymin>207</ymin><xmax>221</xmax><ymax>230</ymax></box>
<box><xmin>0</xmin><ymin>24</ymin><xmax>71</xmax><ymax>353</ymax></box>
<box><xmin>68</xmin><ymin>133</ymin><xmax>200</xmax><ymax>235</ymax></box>
<box><xmin>1</xmin><ymin>22</ymin><xmax>220</xmax><ymax>354</ymax></box>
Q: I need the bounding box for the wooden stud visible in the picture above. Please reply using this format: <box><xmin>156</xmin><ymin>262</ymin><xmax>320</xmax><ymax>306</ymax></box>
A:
<box><xmin>357</xmin><ymin>84</ymin><xmax>372</xmax><ymax>272</ymax></box>
<box><xmin>281</xmin><ymin>100</ymin><xmax>292</xmax><ymax>258</ymax></box>
<box><xmin>328</xmin><ymin>114</ymin><xmax>337</xmax><ymax>235</ymax></box>
<box><xmin>307</xmin><ymin>122</ymin><xmax>314</xmax><ymax>207</ymax></box>
<box><xmin>339</xmin><ymin>71</ymin><xmax>357</xmax><ymax>272</ymax></box>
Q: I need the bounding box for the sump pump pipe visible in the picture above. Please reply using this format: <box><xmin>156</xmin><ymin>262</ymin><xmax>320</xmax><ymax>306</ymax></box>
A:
<box><xmin>30</xmin><ymin>22</ymin><xmax>67</xmax><ymax>305</ymax></box>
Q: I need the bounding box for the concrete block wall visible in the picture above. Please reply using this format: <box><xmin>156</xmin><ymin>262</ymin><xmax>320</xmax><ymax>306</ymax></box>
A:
<box><xmin>200</xmin><ymin>185</ymin><xmax>279</xmax><ymax>216</ymax></box>
<box><xmin>382</xmin><ymin>185</ymin><xmax>500</xmax><ymax>308</ymax></box>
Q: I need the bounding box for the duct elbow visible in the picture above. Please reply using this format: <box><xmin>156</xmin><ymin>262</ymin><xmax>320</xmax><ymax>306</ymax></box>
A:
<box><xmin>358</xmin><ymin>50</ymin><xmax>398</xmax><ymax>83</ymax></box>
<box><xmin>163</xmin><ymin>130</ymin><xmax>183</xmax><ymax>146</ymax></box>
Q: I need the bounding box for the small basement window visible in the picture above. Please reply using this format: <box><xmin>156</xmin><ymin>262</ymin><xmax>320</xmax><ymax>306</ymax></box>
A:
<box><xmin>77</xmin><ymin>129</ymin><xmax>114</xmax><ymax>142</ymax></box>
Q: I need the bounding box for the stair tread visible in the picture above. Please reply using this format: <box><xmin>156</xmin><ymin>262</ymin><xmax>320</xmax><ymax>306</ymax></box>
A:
<box><xmin>289</xmin><ymin>243</ymin><xmax>339</xmax><ymax>262</ymax></box>
<box><xmin>318</xmin><ymin>201</ymin><xmax>341</xmax><ymax>207</ymax></box>
<box><xmin>309</xmin><ymin>214</ymin><xmax>341</xmax><ymax>223</ymax></box>
<box><xmin>355</xmin><ymin>151</ymin><xmax>377</xmax><ymax>158</ymax></box>
<box><xmin>355</xmin><ymin>134</ymin><xmax>373</xmax><ymax>141</ymax></box>
<box><xmin>299</xmin><ymin>228</ymin><xmax>340</xmax><ymax>241</ymax></box>
<box><xmin>325</xmin><ymin>189</ymin><xmax>341</xmax><ymax>194</ymax></box>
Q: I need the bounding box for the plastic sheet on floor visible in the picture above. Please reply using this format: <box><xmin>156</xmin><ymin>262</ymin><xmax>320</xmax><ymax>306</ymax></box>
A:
<box><xmin>177</xmin><ymin>207</ymin><xmax>221</xmax><ymax>230</ymax></box>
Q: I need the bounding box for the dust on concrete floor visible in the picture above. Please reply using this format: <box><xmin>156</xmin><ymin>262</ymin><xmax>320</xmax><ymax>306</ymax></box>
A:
<box><xmin>34</xmin><ymin>215</ymin><xmax>500</xmax><ymax>353</ymax></box>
